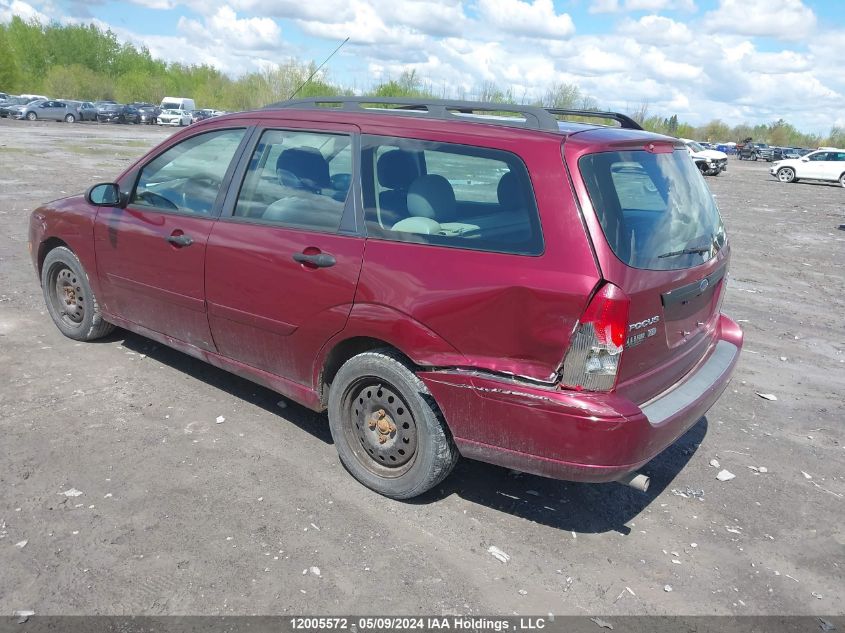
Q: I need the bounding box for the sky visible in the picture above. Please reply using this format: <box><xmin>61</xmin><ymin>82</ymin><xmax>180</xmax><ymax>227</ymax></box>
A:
<box><xmin>2</xmin><ymin>0</ymin><xmax>844</xmax><ymax>134</ymax></box>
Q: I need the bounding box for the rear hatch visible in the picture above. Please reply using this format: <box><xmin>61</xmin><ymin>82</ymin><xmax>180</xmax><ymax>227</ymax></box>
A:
<box><xmin>566</xmin><ymin>133</ymin><xmax>729</xmax><ymax>405</ymax></box>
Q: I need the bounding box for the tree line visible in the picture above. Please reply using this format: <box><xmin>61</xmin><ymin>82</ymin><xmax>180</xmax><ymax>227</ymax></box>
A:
<box><xmin>1</xmin><ymin>16</ymin><xmax>842</xmax><ymax>148</ymax></box>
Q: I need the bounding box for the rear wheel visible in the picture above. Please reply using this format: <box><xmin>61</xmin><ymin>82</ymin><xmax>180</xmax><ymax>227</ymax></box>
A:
<box><xmin>328</xmin><ymin>349</ymin><xmax>458</xmax><ymax>499</ymax></box>
<box><xmin>64</xmin><ymin>113</ymin><xmax>75</xmax><ymax>123</ymax></box>
<box><xmin>840</xmin><ymin>173</ymin><xmax>845</xmax><ymax>188</ymax></box>
<box><xmin>777</xmin><ymin>167</ymin><xmax>796</xmax><ymax>183</ymax></box>
<box><xmin>41</xmin><ymin>246</ymin><xmax>114</xmax><ymax>341</ymax></box>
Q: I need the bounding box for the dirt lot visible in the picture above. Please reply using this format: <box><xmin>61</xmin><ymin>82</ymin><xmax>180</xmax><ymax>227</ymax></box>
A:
<box><xmin>0</xmin><ymin>119</ymin><xmax>843</xmax><ymax>617</ymax></box>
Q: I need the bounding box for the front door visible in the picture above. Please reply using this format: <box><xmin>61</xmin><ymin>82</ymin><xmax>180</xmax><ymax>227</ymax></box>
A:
<box><xmin>94</xmin><ymin>127</ymin><xmax>248</xmax><ymax>350</ymax></box>
<box><xmin>205</xmin><ymin>125</ymin><xmax>364</xmax><ymax>386</ymax></box>
<box><xmin>799</xmin><ymin>151</ymin><xmax>832</xmax><ymax>179</ymax></box>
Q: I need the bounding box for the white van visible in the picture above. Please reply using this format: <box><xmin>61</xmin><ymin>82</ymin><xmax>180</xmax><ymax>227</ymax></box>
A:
<box><xmin>159</xmin><ymin>97</ymin><xmax>195</xmax><ymax>112</ymax></box>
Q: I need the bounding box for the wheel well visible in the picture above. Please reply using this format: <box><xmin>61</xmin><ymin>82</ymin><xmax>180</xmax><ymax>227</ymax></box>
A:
<box><xmin>37</xmin><ymin>238</ymin><xmax>70</xmax><ymax>276</ymax></box>
<box><xmin>319</xmin><ymin>337</ymin><xmax>408</xmax><ymax>407</ymax></box>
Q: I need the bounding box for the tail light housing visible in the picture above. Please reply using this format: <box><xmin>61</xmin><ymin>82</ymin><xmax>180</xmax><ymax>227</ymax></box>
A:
<box><xmin>560</xmin><ymin>283</ymin><xmax>630</xmax><ymax>392</ymax></box>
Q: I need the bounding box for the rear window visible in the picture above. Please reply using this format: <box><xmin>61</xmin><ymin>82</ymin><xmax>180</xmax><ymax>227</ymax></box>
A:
<box><xmin>579</xmin><ymin>149</ymin><xmax>725</xmax><ymax>271</ymax></box>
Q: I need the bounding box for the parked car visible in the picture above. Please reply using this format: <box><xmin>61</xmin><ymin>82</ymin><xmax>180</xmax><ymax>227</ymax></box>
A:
<box><xmin>29</xmin><ymin>97</ymin><xmax>742</xmax><ymax>499</ymax></box>
<box><xmin>157</xmin><ymin>108</ymin><xmax>192</xmax><ymax>126</ymax></box>
<box><xmin>681</xmin><ymin>139</ymin><xmax>728</xmax><ymax>176</ymax></box>
<box><xmin>12</xmin><ymin>99</ymin><xmax>79</xmax><ymax>122</ymax></box>
<box><xmin>771</xmin><ymin>149</ymin><xmax>845</xmax><ymax>187</ymax></box>
<box><xmin>0</xmin><ymin>96</ymin><xmax>29</xmax><ymax>117</ymax></box>
<box><xmin>62</xmin><ymin>100</ymin><xmax>97</xmax><ymax>121</ymax></box>
<box><xmin>738</xmin><ymin>142</ymin><xmax>769</xmax><ymax>160</ymax></box>
<box><xmin>781</xmin><ymin>148</ymin><xmax>801</xmax><ymax>159</ymax></box>
<box><xmin>97</xmin><ymin>103</ymin><xmax>141</xmax><ymax>124</ymax></box>
<box><xmin>132</xmin><ymin>103</ymin><xmax>160</xmax><ymax>124</ymax></box>
<box><xmin>191</xmin><ymin>108</ymin><xmax>216</xmax><ymax>124</ymax></box>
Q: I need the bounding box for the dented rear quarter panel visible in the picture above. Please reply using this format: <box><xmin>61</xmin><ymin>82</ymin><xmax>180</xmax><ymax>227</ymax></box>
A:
<box><xmin>353</xmin><ymin>125</ymin><xmax>602</xmax><ymax>382</ymax></box>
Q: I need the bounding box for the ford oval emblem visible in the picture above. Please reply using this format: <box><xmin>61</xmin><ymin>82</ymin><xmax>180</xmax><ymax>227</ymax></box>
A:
<box><xmin>699</xmin><ymin>278</ymin><xmax>710</xmax><ymax>292</ymax></box>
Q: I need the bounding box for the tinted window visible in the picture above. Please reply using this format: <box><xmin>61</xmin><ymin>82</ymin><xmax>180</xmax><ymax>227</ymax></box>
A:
<box><xmin>808</xmin><ymin>152</ymin><xmax>830</xmax><ymax>161</ymax></box>
<box><xmin>362</xmin><ymin>136</ymin><xmax>543</xmax><ymax>256</ymax></box>
<box><xmin>233</xmin><ymin>129</ymin><xmax>352</xmax><ymax>233</ymax></box>
<box><xmin>579</xmin><ymin>150</ymin><xmax>726</xmax><ymax>271</ymax></box>
<box><xmin>131</xmin><ymin>129</ymin><xmax>245</xmax><ymax>216</ymax></box>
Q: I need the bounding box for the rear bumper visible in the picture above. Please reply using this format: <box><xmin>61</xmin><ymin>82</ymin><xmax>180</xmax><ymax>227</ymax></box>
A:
<box><xmin>420</xmin><ymin>314</ymin><xmax>743</xmax><ymax>483</ymax></box>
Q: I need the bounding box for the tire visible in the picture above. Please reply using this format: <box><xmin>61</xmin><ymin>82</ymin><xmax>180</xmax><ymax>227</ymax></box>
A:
<box><xmin>26</xmin><ymin>111</ymin><xmax>36</xmax><ymax>121</ymax></box>
<box><xmin>65</xmin><ymin>113</ymin><xmax>75</xmax><ymax>123</ymax></box>
<box><xmin>840</xmin><ymin>173</ymin><xmax>845</xmax><ymax>188</ymax></box>
<box><xmin>752</xmin><ymin>153</ymin><xmax>758</xmax><ymax>161</ymax></box>
<box><xmin>777</xmin><ymin>167</ymin><xmax>796</xmax><ymax>183</ymax></box>
<box><xmin>327</xmin><ymin>349</ymin><xmax>458</xmax><ymax>499</ymax></box>
<box><xmin>41</xmin><ymin>246</ymin><xmax>114</xmax><ymax>341</ymax></box>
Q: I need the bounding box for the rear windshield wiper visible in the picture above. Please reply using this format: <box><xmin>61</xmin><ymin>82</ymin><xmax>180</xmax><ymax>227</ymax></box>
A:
<box><xmin>657</xmin><ymin>246</ymin><xmax>711</xmax><ymax>259</ymax></box>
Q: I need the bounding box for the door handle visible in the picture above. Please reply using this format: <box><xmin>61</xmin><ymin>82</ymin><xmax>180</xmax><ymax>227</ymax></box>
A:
<box><xmin>293</xmin><ymin>252</ymin><xmax>336</xmax><ymax>268</ymax></box>
<box><xmin>166</xmin><ymin>234</ymin><xmax>193</xmax><ymax>247</ymax></box>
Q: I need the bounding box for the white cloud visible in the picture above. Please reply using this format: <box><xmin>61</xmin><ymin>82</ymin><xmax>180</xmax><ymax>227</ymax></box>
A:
<box><xmin>0</xmin><ymin>0</ymin><xmax>50</xmax><ymax>22</ymax></box>
<box><xmin>618</xmin><ymin>15</ymin><xmax>692</xmax><ymax>45</ymax></box>
<box><xmin>589</xmin><ymin>0</ymin><xmax>695</xmax><ymax>13</ymax></box>
<box><xmin>178</xmin><ymin>5</ymin><xmax>280</xmax><ymax>50</ymax></box>
<box><xmin>477</xmin><ymin>0</ymin><xmax>575</xmax><ymax>39</ymax></box>
<box><xmin>129</xmin><ymin>0</ymin><xmax>177</xmax><ymax>9</ymax></box>
<box><xmin>702</xmin><ymin>0</ymin><xmax>816</xmax><ymax>40</ymax></box>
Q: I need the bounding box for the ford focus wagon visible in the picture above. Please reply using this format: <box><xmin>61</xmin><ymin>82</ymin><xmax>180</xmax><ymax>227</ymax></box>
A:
<box><xmin>29</xmin><ymin>98</ymin><xmax>742</xmax><ymax>499</ymax></box>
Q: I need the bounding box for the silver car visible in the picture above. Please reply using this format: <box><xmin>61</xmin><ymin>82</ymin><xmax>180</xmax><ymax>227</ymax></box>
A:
<box><xmin>13</xmin><ymin>99</ymin><xmax>79</xmax><ymax>122</ymax></box>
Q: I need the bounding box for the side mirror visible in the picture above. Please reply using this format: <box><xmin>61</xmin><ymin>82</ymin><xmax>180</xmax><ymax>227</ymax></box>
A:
<box><xmin>86</xmin><ymin>183</ymin><xmax>125</xmax><ymax>207</ymax></box>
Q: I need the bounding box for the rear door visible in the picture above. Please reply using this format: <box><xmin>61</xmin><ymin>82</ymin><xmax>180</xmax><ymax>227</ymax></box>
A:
<box><xmin>204</xmin><ymin>122</ymin><xmax>364</xmax><ymax>386</ymax></box>
<box><xmin>570</xmin><ymin>140</ymin><xmax>730</xmax><ymax>404</ymax></box>
<box><xmin>94</xmin><ymin>127</ymin><xmax>249</xmax><ymax>350</ymax></box>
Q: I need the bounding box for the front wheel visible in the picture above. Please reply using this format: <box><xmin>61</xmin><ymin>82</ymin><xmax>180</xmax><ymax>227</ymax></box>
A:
<box><xmin>65</xmin><ymin>113</ymin><xmax>76</xmax><ymax>123</ymax></box>
<box><xmin>41</xmin><ymin>246</ymin><xmax>114</xmax><ymax>341</ymax></box>
<box><xmin>328</xmin><ymin>349</ymin><xmax>458</xmax><ymax>499</ymax></box>
<box><xmin>777</xmin><ymin>167</ymin><xmax>796</xmax><ymax>183</ymax></box>
<box><xmin>840</xmin><ymin>173</ymin><xmax>845</xmax><ymax>188</ymax></box>
<box><xmin>26</xmin><ymin>111</ymin><xmax>37</xmax><ymax>121</ymax></box>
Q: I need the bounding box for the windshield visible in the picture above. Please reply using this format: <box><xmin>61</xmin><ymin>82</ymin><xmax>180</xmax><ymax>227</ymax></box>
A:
<box><xmin>579</xmin><ymin>149</ymin><xmax>726</xmax><ymax>271</ymax></box>
<box><xmin>687</xmin><ymin>141</ymin><xmax>705</xmax><ymax>152</ymax></box>
<box><xmin>161</xmin><ymin>102</ymin><xmax>180</xmax><ymax>110</ymax></box>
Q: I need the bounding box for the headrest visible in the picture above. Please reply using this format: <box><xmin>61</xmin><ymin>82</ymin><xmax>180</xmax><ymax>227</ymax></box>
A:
<box><xmin>497</xmin><ymin>171</ymin><xmax>526</xmax><ymax>210</ymax></box>
<box><xmin>407</xmin><ymin>174</ymin><xmax>456</xmax><ymax>222</ymax></box>
<box><xmin>276</xmin><ymin>147</ymin><xmax>330</xmax><ymax>192</ymax></box>
<box><xmin>377</xmin><ymin>149</ymin><xmax>419</xmax><ymax>190</ymax></box>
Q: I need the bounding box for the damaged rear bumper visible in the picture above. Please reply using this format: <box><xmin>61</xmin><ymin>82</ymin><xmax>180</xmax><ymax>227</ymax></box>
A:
<box><xmin>419</xmin><ymin>314</ymin><xmax>743</xmax><ymax>483</ymax></box>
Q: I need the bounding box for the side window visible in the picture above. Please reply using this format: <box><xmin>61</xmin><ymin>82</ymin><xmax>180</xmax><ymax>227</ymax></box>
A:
<box><xmin>233</xmin><ymin>129</ymin><xmax>352</xmax><ymax>233</ymax></box>
<box><xmin>131</xmin><ymin>128</ymin><xmax>245</xmax><ymax>216</ymax></box>
<box><xmin>361</xmin><ymin>136</ymin><xmax>543</xmax><ymax>256</ymax></box>
<box><xmin>809</xmin><ymin>152</ymin><xmax>829</xmax><ymax>161</ymax></box>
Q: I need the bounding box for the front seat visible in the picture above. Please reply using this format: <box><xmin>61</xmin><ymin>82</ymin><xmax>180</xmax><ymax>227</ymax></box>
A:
<box><xmin>275</xmin><ymin>147</ymin><xmax>331</xmax><ymax>193</ymax></box>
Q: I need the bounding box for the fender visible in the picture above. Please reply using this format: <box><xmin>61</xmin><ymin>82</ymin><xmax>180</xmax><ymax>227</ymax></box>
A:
<box><xmin>313</xmin><ymin>302</ymin><xmax>468</xmax><ymax>388</ymax></box>
<box><xmin>31</xmin><ymin>196</ymin><xmax>103</xmax><ymax>300</ymax></box>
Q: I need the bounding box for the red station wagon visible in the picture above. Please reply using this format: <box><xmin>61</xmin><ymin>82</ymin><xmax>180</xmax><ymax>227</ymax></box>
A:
<box><xmin>29</xmin><ymin>98</ymin><xmax>743</xmax><ymax>499</ymax></box>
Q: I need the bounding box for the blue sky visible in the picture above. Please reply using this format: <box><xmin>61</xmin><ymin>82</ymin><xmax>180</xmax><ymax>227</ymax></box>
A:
<box><xmin>2</xmin><ymin>0</ymin><xmax>844</xmax><ymax>133</ymax></box>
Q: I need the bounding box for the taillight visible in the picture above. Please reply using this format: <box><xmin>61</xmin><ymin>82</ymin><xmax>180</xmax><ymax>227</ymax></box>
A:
<box><xmin>560</xmin><ymin>283</ymin><xmax>630</xmax><ymax>392</ymax></box>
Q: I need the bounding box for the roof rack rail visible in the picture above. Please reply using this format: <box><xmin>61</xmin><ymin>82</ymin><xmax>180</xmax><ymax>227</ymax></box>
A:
<box><xmin>265</xmin><ymin>97</ymin><xmax>643</xmax><ymax>132</ymax></box>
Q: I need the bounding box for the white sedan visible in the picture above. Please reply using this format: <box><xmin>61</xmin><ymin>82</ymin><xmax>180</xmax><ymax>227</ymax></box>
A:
<box><xmin>157</xmin><ymin>109</ymin><xmax>191</xmax><ymax>126</ymax></box>
<box><xmin>771</xmin><ymin>149</ymin><xmax>845</xmax><ymax>187</ymax></box>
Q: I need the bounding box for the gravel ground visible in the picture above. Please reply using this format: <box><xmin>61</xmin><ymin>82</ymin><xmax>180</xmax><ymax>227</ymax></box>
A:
<box><xmin>0</xmin><ymin>119</ymin><xmax>843</xmax><ymax>616</ymax></box>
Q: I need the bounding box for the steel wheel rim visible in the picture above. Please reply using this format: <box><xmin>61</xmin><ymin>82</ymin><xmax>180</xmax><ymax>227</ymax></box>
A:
<box><xmin>341</xmin><ymin>377</ymin><xmax>418</xmax><ymax>478</ymax></box>
<box><xmin>48</xmin><ymin>265</ymin><xmax>85</xmax><ymax>326</ymax></box>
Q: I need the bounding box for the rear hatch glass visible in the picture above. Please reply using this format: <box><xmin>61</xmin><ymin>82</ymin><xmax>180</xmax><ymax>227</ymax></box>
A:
<box><xmin>578</xmin><ymin>148</ymin><xmax>728</xmax><ymax>403</ymax></box>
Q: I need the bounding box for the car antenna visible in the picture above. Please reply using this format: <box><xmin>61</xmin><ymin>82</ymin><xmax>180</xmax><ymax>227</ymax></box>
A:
<box><xmin>287</xmin><ymin>37</ymin><xmax>350</xmax><ymax>100</ymax></box>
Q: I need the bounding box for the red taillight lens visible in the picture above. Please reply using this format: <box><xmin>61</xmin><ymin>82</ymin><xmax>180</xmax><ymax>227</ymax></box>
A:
<box><xmin>560</xmin><ymin>283</ymin><xmax>631</xmax><ymax>392</ymax></box>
